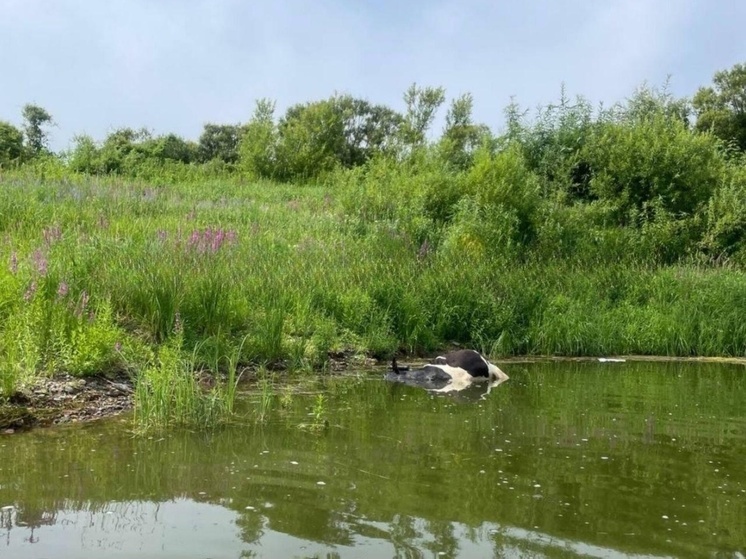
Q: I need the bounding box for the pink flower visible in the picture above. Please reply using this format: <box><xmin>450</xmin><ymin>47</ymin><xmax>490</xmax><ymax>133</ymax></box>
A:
<box><xmin>43</xmin><ymin>224</ymin><xmax>62</xmax><ymax>246</ymax></box>
<box><xmin>32</xmin><ymin>250</ymin><xmax>48</xmax><ymax>276</ymax></box>
<box><xmin>57</xmin><ymin>281</ymin><xmax>69</xmax><ymax>298</ymax></box>
<box><xmin>24</xmin><ymin>281</ymin><xmax>37</xmax><ymax>302</ymax></box>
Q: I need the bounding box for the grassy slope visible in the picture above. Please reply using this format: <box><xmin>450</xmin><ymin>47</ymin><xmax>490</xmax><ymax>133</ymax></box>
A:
<box><xmin>1</xmin><ymin>169</ymin><xmax>745</xmax><ymax>425</ymax></box>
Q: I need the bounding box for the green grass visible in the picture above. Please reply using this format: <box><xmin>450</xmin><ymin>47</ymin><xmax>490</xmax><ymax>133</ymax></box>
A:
<box><xmin>1</xmin><ymin>165</ymin><xmax>745</xmax><ymax>427</ymax></box>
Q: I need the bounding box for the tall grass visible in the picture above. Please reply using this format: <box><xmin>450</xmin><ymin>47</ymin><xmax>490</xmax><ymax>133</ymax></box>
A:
<box><xmin>133</xmin><ymin>327</ymin><xmax>244</xmax><ymax>431</ymax></box>
<box><xmin>1</xmin><ymin>171</ymin><xmax>745</xmax><ymax>376</ymax></box>
<box><xmin>1</xmin><ymin>123</ymin><xmax>746</xmax><ymax>424</ymax></box>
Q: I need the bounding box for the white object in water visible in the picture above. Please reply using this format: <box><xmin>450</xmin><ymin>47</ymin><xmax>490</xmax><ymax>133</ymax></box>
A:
<box><xmin>598</xmin><ymin>358</ymin><xmax>626</xmax><ymax>363</ymax></box>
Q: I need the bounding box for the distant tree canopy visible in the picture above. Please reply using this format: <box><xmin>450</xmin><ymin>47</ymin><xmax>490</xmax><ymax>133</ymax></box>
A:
<box><xmin>439</xmin><ymin>92</ymin><xmax>491</xmax><ymax>169</ymax></box>
<box><xmin>266</xmin><ymin>94</ymin><xmax>406</xmax><ymax>180</ymax></box>
<box><xmin>68</xmin><ymin>127</ymin><xmax>200</xmax><ymax>175</ymax></box>
<box><xmin>22</xmin><ymin>103</ymin><xmax>54</xmax><ymax>156</ymax></box>
<box><xmin>400</xmin><ymin>83</ymin><xmax>446</xmax><ymax>150</ymax></box>
<box><xmin>693</xmin><ymin>63</ymin><xmax>746</xmax><ymax>150</ymax></box>
<box><xmin>198</xmin><ymin>124</ymin><xmax>244</xmax><ymax>164</ymax></box>
<box><xmin>5</xmin><ymin>61</ymin><xmax>745</xmax><ymax>206</ymax></box>
<box><xmin>0</xmin><ymin>121</ymin><xmax>24</xmax><ymax>167</ymax></box>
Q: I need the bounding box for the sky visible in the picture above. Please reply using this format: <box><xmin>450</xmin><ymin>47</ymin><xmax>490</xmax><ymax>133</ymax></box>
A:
<box><xmin>1</xmin><ymin>0</ymin><xmax>744</xmax><ymax>152</ymax></box>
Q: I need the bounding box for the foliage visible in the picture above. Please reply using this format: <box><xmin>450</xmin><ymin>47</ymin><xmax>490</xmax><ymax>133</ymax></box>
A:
<box><xmin>439</xmin><ymin>92</ymin><xmax>490</xmax><ymax>170</ymax></box>
<box><xmin>334</xmin><ymin>94</ymin><xmax>404</xmax><ymax>167</ymax></box>
<box><xmin>0</xmin><ymin>121</ymin><xmax>24</xmax><ymax>167</ymax></box>
<box><xmin>144</xmin><ymin>133</ymin><xmax>198</xmax><ymax>164</ymax></box>
<box><xmin>266</xmin><ymin>94</ymin><xmax>405</xmax><ymax>181</ymax></box>
<box><xmin>198</xmin><ymin>123</ymin><xmax>244</xmax><ymax>164</ymax></box>
<box><xmin>239</xmin><ymin>98</ymin><xmax>278</xmax><ymax>179</ymax></box>
<box><xmin>274</xmin><ymin>97</ymin><xmax>346</xmax><ymax>181</ymax></box>
<box><xmin>66</xmin><ymin>127</ymin><xmax>201</xmax><ymax>176</ymax></box>
<box><xmin>580</xmin><ymin>110</ymin><xmax>722</xmax><ymax>230</ymax></box>
<box><xmin>21</xmin><ymin>103</ymin><xmax>54</xmax><ymax>157</ymax></box>
<box><xmin>518</xmin><ymin>89</ymin><xmax>596</xmax><ymax>199</ymax></box>
<box><xmin>66</xmin><ymin>134</ymin><xmax>101</xmax><ymax>173</ymax></box>
<box><xmin>97</xmin><ymin>127</ymin><xmax>152</xmax><ymax>174</ymax></box>
<box><xmin>693</xmin><ymin>62</ymin><xmax>746</xmax><ymax>150</ymax></box>
<box><xmin>399</xmin><ymin>83</ymin><xmax>446</xmax><ymax>151</ymax></box>
<box><xmin>3</xmin><ymin>65</ymin><xmax>746</xmax><ymax>420</ymax></box>
<box><xmin>700</xmin><ymin>158</ymin><xmax>746</xmax><ymax>264</ymax></box>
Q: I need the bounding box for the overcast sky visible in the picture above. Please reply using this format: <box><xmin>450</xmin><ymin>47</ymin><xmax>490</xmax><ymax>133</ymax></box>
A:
<box><xmin>1</xmin><ymin>0</ymin><xmax>744</xmax><ymax>151</ymax></box>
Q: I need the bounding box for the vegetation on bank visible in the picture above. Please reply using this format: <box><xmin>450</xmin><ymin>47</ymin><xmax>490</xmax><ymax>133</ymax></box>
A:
<box><xmin>1</xmin><ymin>62</ymin><xmax>745</xmax><ymax>428</ymax></box>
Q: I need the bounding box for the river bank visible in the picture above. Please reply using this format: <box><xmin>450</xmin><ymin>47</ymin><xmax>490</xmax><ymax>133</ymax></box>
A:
<box><xmin>3</xmin><ymin>354</ymin><xmax>744</xmax><ymax>433</ymax></box>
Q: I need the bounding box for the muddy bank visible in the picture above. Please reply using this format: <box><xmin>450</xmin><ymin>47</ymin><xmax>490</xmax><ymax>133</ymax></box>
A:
<box><xmin>0</xmin><ymin>353</ymin><xmax>369</xmax><ymax>433</ymax></box>
<box><xmin>1</xmin><ymin>373</ymin><xmax>134</xmax><ymax>433</ymax></box>
<box><xmin>4</xmin><ymin>354</ymin><xmax>744</xmax><ymax>434</ymax></box>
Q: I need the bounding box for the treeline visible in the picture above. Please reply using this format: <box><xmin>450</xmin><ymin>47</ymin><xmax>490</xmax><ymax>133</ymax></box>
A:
<box><xmin>2</xmin><ymin>63</ymin><xmax>746</xmax><ymax>271</ymax></box>
<box><xmin>1</xmin><ymin>63</ymin><xmax>744</xmax><ymax>179</ymax></box>
<box><xmin>2</xmin><ymin>61</ymin><xmax>746</xmax><ymax>268</ymax></box>
<box><xmin>2</xmin><ymin>64</ymin><xmax>746</xmax><ymax>421</ymax></box>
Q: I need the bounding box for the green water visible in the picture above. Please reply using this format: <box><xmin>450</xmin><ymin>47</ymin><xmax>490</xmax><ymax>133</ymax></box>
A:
<box><xmin>1</xmin><ymin>361</ymin><xmax>745</xmax><ymax>558</ymax></box>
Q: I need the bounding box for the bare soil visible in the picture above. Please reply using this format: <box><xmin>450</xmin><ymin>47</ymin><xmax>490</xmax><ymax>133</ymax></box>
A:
<box><xmin>1</xmin><ymin>373</ymin><xmax>134</xmax><ymax>434</ymax></box>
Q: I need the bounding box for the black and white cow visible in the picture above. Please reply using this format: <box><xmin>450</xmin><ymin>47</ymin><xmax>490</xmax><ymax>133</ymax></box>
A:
<box><xmin>386</xmin><ymin>349</ymin><xmax>508</xmax><ymax>392</ymax></box>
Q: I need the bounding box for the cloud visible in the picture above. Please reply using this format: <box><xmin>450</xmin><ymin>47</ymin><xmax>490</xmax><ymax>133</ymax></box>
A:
<box><xmin>0</xmin><ymin>0</ymin><xmax>741</xmax><ymax>150</ymax></box>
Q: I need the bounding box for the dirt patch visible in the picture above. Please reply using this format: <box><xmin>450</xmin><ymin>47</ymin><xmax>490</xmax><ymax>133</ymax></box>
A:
<box><xmin>0</xmin><ymin>352</ymin><xmax>377</xmax><ymax>434</ymax></box>
<box><xmin>1</xmin><ymin>373</ymin><xmax>134</xmax><ymax>434</ymax></box>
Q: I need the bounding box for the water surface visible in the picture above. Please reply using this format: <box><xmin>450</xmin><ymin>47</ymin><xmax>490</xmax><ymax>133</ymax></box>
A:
<box><xmin>1</xmin><ymin>360</ymin><xmax>745</xmax><ymax>558</ymax></box>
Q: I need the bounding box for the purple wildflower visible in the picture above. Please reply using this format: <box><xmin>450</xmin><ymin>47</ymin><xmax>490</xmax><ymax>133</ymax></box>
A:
<box><xmin>32</xmin><ymin>250</ymin><xmax>48</xmax><ymax>276</ymax></box>
<box><xmin>57</xmin><ymin>281</ymin><xmax>69</xmax><ymax>298</ymax></box>
<box><xmin>43</xmin><ymin>224</ymin><xmax>62</xmax><ymax>246</ymax></box>
<box><xmin>211</xmin><ymin>229</ymin><xmax>225</xmax><ymax>252</ymax></box>
<box><xmin>24</xmin><ymin>281</ymin><xmax>37</xmax><ymax>302</ymax></box>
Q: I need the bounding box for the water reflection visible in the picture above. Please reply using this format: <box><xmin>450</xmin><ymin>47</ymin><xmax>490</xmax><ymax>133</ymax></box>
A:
<box><xmin>1</xmin><ymin>360</ymin><xmax>745</xmax><ymax>558</ymax></box>
<box><xmin>1</xmin><ymin>500</ymin><xmax>679</xmax><ymax>559</ymax></box>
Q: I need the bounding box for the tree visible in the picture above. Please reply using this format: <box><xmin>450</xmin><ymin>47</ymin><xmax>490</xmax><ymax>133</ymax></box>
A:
<box><xmin>67</xmin><ymin>134</ymin><xmax>101</xmax><ymax>173</ymax></box>
<box><xmin>439</xmin><ymin>92</ymin><xmax>489</xmax><ymax>169</ymax></box>
<box><xmin>240</xmin><ymin>98</ymin><xmax>278</xmax><ymax>179</ymax></box>
<box><xmin>580</xmin><ymin>113</ymin><xmax>723</xmax><ymax>226</ymax></box>
<box><xmin>143</xmin><ymin>133</ymin><xmax>197</xmax><ymax>164</ymax></box>
<box><xmin>198</xmin><ymin>124</ymin><xmax>244</xmax><ymax>163</ymax></box>
<box><xmin>0</xmin><ymin>121</ymin><xmax>23</xmax><ymax>166</ymax></box>
<box><xmin>275</xmin><ymin>98</ymin><xmax>346</xmax><ymax>180</ymax></box>
<box><xmin>693</xmin><ymin>62</ymin><xmax>746</xmax><ymax>150</ymax></box>
<box><xmin>333</xmin><ymin>95</ymin><xmax>403</xmax><ymax>166</ymax></box>
<box><xmin>22</xmin><ymin>104</ymin><xmax>54</xmax><ymax>156</ymax></box>
<box><xmin>400</xmin><ymin>83</ymin><xmax>446</xmax><ymax>150</ymax></box>
<box><xmin>98</xmin><ymin>127</ymin><xmax>150</xmax><ymax>174</ymax></box>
